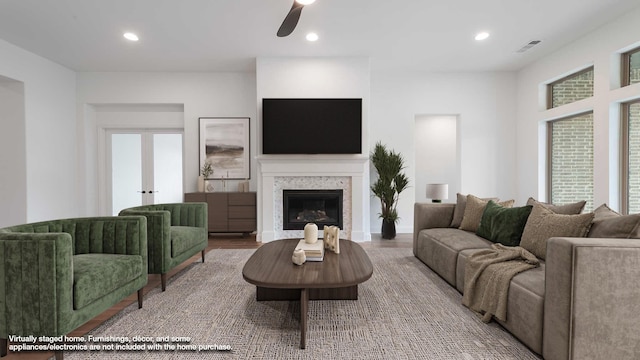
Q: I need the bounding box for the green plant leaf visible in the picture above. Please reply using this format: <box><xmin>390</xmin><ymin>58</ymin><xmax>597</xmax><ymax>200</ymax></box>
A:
<box><xmin>370</xmin><ymin>141</ymin><xmax>409</xmax><ymax>223</ymax></box>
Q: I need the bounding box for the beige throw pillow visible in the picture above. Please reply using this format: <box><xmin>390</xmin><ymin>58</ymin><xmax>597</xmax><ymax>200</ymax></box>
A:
<box><xmin>520</xmin><ymin>203</ymin><xmax>595</xmax><ymax>260</ymax></box>
<box><xmin>450</xmin><ymin>193</ymin><xmax>498</xmax><ymax>228</ymax></box>
<box><xmin>459</xmin><ymin>194</ymin><xmax>514</xmax><ymax>232</ymax></box>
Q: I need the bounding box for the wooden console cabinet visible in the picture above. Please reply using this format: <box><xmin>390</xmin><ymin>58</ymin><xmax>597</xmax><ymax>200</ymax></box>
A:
<box><xmin>184</xmin><ymin>192</ymin><xmax>256</xmax><ymax>235</ymax></box>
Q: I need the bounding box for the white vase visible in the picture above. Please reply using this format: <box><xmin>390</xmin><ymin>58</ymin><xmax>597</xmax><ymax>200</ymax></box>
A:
<box><xmin>304</xmin><ymin>223</ymin><xmax>318</xmax><ymax>244</ymax></box>
<box><xmin>205</xmin><ymin>180</ymin><xmax>215</xmax><ymax>193</ymax></box>
<box><xmin>197</xmin><ymin>176</ymin><xmax>205</xmax><ymax>192</ymax></box>
<box><xmin>292</xmin><ymin>248</ymin><xmax>306</xmax><ymax>265</ymax></box>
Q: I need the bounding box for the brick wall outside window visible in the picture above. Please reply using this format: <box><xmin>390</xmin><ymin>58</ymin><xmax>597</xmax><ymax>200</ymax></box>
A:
<box><xmin>550</xmin><ymin>68</ymin><xmax>594</xmax><ymax>108</ymax></box>
<box><xmin>550</xmin><ymin>113</ymin><xmax>594</xmax><ymax>212</ymax></box>
<box><xmin>629</xmin><ymin>54</ymin><xmax>640</xmax><ymax>85</ymax></box>
<box><xmin>628</xmin><ymin>103</ymin><xmax>640</xmax><ymax>213</ymax></box>
<box><xmin>631</xmin><ymin>68</ymin><xmax>640</xmax><ymax>85</ymax></box>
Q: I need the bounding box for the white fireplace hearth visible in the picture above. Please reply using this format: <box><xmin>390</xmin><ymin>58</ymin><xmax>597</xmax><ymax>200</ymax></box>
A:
<box><xmin>257</xmin><ymin>156</ymin><xmax>371</xmax><ymax>242</ymax></box>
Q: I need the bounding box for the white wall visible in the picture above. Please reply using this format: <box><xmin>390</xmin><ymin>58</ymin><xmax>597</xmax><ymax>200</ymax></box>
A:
<box><xmin>0</xmin><ymin>39</ymin><xmax>77</xmax><ymax>224</ymax></box>
<box><xmin>414</xmin><ymin>115</ymin><xmax>459</xmax><ymax>203</ymax></box>
<box><xmin>0</xmin><ymin>76</ymin><xmax>26</xmax><ymax>227</ymax></box>
<box><xmin>76</xmin><ymin>72</ymin><xmax>257</xmax><ymax>215</ymax></box>
<box><xmin>371</xmin><ymin>72</ymin><xmax>518</xmax><ymax>233</ymax></box>
<box><xmin>516</xmin><ymin>6</ymin><xmax>640</xmax><ymax>210</ymax></box>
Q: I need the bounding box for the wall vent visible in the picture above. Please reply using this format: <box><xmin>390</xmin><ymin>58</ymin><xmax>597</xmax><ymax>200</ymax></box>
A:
<box><xmin>516</xmin><ymin>40</ymin><xmax>542</xmax><ymax>53</ymax></box>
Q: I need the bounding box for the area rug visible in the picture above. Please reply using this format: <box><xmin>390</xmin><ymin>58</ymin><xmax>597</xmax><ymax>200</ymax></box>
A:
<box><xmin>66</xmin><ymin>248</ymin><xmax>540</xmax><ymax>359</ymax></box>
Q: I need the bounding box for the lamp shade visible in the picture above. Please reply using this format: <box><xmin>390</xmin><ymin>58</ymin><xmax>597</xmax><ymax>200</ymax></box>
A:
<box><xmin>426</xmin><ymin>184</ymin><xmax>448</xmax><ymax>203</ymax></box>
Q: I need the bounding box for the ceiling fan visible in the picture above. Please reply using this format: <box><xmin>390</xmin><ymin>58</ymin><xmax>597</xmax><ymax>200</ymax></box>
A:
<box><xmin>277</xmin><ymin>0</ymin><xmax>316</xmax><ymax>37</ymax></box>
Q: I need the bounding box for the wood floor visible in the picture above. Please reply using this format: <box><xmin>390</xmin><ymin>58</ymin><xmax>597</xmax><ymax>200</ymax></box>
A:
<box><xmin>3</xmin><ymin>233</ymin><xmax>412</xmax><ymax>359</ymax></box>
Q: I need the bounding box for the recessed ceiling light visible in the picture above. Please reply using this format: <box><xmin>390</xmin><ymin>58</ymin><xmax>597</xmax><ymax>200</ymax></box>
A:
<box><xmin>123</xmin><ymin>32</ymin><xmax>139</xmax><ymax>42</ymax></box>
<box><xmin>306</xmin><ymin>32</ymin><xmax>319</xmax><ymax>42</ymax></box>
<box><xmin>296</xmin><ymin>0</ymin><xmax>316</xmax><ymax>5</ymax></box>
<box><xmin>475</xmin><ymin>32</ymin><xmax>490</xmax><ymax>41</ymax></box>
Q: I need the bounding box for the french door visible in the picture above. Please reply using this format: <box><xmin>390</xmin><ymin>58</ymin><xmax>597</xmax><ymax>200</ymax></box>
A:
<box><xmin>106</xmin><ymin>130</ymin><xmax>183</xmax><ymax>215</ymax></box>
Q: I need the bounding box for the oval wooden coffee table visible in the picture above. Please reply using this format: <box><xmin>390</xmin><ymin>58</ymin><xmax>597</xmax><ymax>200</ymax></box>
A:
<box><xmin>242</xmin><ymin>238</ymin><xmax>373</xmax><ymax>349</ymax></box>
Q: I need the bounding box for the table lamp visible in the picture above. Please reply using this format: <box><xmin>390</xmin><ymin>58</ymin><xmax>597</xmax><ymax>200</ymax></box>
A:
<box><xmin>426</xmin><ymin>184</ymin><xmax>448</xmax><ymax>203</ymax></box>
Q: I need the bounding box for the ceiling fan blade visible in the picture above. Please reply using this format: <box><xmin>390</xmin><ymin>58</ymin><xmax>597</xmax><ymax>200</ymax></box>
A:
<box><xmin>277</xmin><ymin>2</ymin><xmax>305</xmax><ymax>37</ymax></box>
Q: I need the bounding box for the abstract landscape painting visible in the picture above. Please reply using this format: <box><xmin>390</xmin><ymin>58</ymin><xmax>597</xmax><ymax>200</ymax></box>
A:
<box><xmin>199</xmin><ymin>117</ymin><xmax>250</xmax><ymax>179</ymax></box>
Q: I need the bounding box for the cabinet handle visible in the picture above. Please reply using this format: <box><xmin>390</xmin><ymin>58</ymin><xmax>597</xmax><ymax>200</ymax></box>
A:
<box><xmin>137</xmin><ymin>191</ymin><xmax>146</xmax><ymax>194</ymax></box>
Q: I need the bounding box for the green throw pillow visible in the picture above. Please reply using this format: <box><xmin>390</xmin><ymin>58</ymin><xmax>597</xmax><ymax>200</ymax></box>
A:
<box><xmin>459</xmin><ymin>195</ymin><xmax>514</xmax><ymax>232</ymax></box>
<box><xmin>476</xmin><ymin>200</ymin><xmax>533</xmax><ymax>246</ymax></box>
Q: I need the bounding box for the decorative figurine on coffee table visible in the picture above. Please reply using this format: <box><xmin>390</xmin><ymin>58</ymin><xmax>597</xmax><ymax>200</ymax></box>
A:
<box><xmin>304</xmin><ymin>223</ymin><xmax>318</xmax><ymax>244</ymax></box>
<box><xmin>292</xmin><ymin>248</ymin><xmax>306</xmax><ymax>265</ymax></box>
<box><xmin>323</xmin><ymin>225</ymin><xmax>340</xmax><ymax>254</ymax></box>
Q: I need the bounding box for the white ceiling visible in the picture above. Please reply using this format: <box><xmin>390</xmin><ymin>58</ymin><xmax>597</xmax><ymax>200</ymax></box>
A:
<box><xmin>0</xmin><ymin>0</ymin><xmax>638</xmax><ymax>73</ymax></box>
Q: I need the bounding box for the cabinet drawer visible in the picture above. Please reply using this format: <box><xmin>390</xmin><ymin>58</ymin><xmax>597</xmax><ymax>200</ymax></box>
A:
<box><xmin>228</xmin><ymin>206</ymin><xmax>256</xmax><ymax>219</ymax></box>
<box><xmin>229</xmin><ymin>193</ymin><xmax>256</xmax><ymax>206</ymax></box>
<box><xmin>228</xmin><ymin>219</ymin><xmax>256</xmax><ymax>232</ymax></box>
<box><xmin>208</xmin><ymin>221</ymin><xmax>228</xmax><ymax>232</ymax></box>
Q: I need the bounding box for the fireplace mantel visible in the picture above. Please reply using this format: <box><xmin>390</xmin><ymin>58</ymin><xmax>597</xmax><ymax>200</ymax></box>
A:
<box><xmin>257</xmin><ymin>155</ymin><xmax>370</xmax><ymax>243</ymax></box>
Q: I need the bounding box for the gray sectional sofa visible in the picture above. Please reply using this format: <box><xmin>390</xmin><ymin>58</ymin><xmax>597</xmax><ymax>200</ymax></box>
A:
<box><xmin>413</xmin><ymin>201</ymin><xmax>640</xmax><ymax>360</ymax></box>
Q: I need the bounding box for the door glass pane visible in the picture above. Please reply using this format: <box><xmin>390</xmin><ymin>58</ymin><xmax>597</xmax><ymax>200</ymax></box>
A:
<box><xmin>153</xmin><ymin>133</ymin><xmax>183</xmax><ymax>204</ymax></box>
<box><xmin>112</xmin><ymin>134</ymin><xmax>142</xmax><ymax>215</ymax></box>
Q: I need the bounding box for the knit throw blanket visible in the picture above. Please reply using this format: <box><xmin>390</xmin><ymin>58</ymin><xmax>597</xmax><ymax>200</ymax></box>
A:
<box><xmin>462</xmin><ymin>244</ymin><xmax>540</xmax><ymax>323</ymax></box>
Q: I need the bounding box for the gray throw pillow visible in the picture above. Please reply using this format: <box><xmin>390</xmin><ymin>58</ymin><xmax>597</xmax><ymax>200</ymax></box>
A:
<box><xmin>459</xmin><ymin>194</ymin><xmax>514</xmax><ymax>232</ymax></box>
<box><xmin>526</xmin><ymin>197</ymin><xmax>586</xmax><ymax>215</ymax></box>
<box><xmin>450</xmin><ymin>193</ymin><xmax>468</xmax><ymax>228</ymax></box>
<box><xmin>588</xmin><ymin>204</ymin><xmax>640</xmax><ymax>239</ymax></box>
<box><xmin>520</xmin><ymin>203</ymin><xmax>594</xmax><ymax>260</ymax></box>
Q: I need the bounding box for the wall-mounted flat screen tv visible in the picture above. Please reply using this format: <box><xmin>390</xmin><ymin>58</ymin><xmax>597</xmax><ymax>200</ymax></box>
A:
<box><xmin>262</xmin><ymin>98</ymin><xmax>362</xmax><ymax>154</ymax></box>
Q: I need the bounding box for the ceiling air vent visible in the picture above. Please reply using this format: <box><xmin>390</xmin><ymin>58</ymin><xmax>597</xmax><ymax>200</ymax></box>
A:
<box><xmin>516</xmin><ymin>40</ymin><xmax>542</xmax><ymax>53</ymax></box>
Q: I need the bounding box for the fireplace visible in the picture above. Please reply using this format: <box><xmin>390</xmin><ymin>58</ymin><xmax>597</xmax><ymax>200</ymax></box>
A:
<box><xmin>283</xmin><ymin>189</ymin><xmax>343</xmax><ymax>230</ymax></box>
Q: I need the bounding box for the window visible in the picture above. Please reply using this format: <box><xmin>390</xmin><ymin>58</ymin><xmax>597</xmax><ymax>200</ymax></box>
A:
<box><xmin>622</xmin><ymin>47</ymin><xmax>640</xmax><ymax>86</ymax></box>
<box><xmin>622</xmin><ymin>101</ymin><xmax>640</xmax><ymax>214</ymax></box>
<box><xmin>547</xmin><ymin>67</ymin><xmax>594</xmax><ymax>109</ymax></box>
<box><xmin>547</xmin><ymin>112</ymin><xmax>594</xmax><ymax>212</ymax></box>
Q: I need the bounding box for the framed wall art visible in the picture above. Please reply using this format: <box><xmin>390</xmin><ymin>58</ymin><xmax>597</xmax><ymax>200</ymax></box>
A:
<box><xmin>199</xmin><ymin>117</ymin><xmax>250</xmax><ymax>179</ymax></box>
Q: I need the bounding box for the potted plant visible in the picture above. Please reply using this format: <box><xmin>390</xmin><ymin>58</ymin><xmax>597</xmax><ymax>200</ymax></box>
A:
<box><xmin>370</xmin><ymin>141</ymin><xmax>409</xmax><ymax>239</ymax></box>
<box><xmin>200</xmin><ymin>161</ymin><xmax>214</xmax><ymax>192</ymax></box>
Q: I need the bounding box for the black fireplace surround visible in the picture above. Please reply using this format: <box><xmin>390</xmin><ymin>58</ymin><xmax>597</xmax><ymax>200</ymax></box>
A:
<box><xmin>283</xmin><ymin>189</ymin><xmax>343</xmax><ymax>230</ymax></box>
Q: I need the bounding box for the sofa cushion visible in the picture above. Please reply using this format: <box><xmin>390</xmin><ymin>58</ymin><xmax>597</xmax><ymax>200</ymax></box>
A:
<box><xmin>526</xmin><ymin>197</ymin><xmax>586</xmax><ymax>215</ymax></box>
<box><xmin>456</xmin><ymin>248</ymin><xmax>546</xmax><ymax>353</ymax></box>
<box><xmin>459</xmin><ymin>195</ymin><xmax>514</xmax><ymax>232</ymax></box>
<box><xmin>456</xmin><ymin>248</ymin><xmax>545</xmax><ymax>297</ymax></box>
<box><xmin>476</xmin><ymin>201</ymin><xmax>533</xmax><ymax>246</ymax></box>
<box><xmin>496</xmin><ymin>264</ymin><xmax>546</xmax><ymax>354</ymax></box>
<box><xmin>73</xmin><ymin>253</ymin><xmax>144</xmax><ymax>310</ymax></box>
<box><xmin>171</xmin><ymin>226</ymin><xmax>207</xmax><ymax>257</ymax></box>
<box><xmin>520</xmin><ymin>203</ymin><xmax>594</xmax><ymax>260</ymax></box>
<box><xmin>588</xmin><ymin>204</ymin><xmax>640</xmax><ymax>239</ymax></box>
<box><xmin>416</xmin><ymin>228</ymin><xmax>491</xmax><ymax>286</ymax></box>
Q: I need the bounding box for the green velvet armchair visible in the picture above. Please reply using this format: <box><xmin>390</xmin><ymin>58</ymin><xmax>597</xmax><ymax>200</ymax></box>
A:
<box><xmin>119</xmin><ymin>203</ymin><xmax>208</xmax><ymax>291</ymax></box>
<box><xmin>0</xmin><ymin>216</ymin><xmax>148</xmax><ymax>359</ymax></box>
